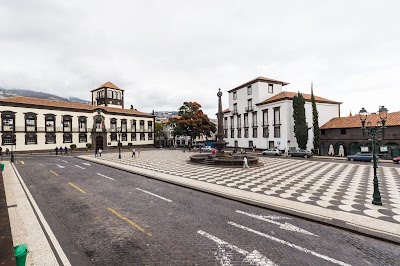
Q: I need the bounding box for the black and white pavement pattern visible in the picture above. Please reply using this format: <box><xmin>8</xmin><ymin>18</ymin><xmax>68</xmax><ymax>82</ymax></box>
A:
<box><xmin>96</xmin><ymin>150</ymin><xmax>400</xmax><ymax>224</ymax></box>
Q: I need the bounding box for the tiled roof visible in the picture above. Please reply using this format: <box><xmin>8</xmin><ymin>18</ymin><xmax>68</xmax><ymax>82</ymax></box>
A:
<box><xmin>321</xmin><ymin>111</ymin><xmax>400</xmax><ymax>129</ymax></box>
<box><xmin>228</xmin><ymin>76</ymin><xmax>289</xmax><ymax>92</ymax></box>
<box><xmin>91</xmin><ymin>81</ymin><xmax>124</xmax><ymax>91</ymax></box>
<box><xmin>0</xmin><ymin>96</ymin><xmax>153</xmax><ymax>117</ymax></box>
<box><xmin>256</xmin><ymin>91</ymin><xmax>341</xmax><ymax>106</ymax></box>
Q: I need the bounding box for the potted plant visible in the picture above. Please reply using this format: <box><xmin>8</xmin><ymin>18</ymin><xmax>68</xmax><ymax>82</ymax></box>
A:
<box><xmin>70</xmin><ymin>144</ymin><xmax>77</xmax><ymax>152</ymax></box>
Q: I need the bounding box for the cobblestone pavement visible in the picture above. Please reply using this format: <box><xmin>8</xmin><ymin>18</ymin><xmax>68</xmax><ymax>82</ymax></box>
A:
<box><xmin>13</xmin><ymin>155</ymin><xmax>400</xmax><ymax>265</ymax></box>
<box><xmin>95</xmin><ymin>149</ymin><xmax>400</xmax><ymax>224</ymax></box>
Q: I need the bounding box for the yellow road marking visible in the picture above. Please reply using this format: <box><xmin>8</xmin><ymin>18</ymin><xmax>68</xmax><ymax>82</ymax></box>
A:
<box><xmin>107</xmin><ymin>208</ymin><xmax>152</xmax><ymax>236</ymax></box>
<box><xmin>50</xmin><ymin>170</ymin><xmax>59</xmax><ymax>176</ymax></box>
<box><xmin>19</xmin><ymin>160</ymin><xmax>25</xmax><ymax>165</ymax></box>
<box><xmin>68</xmin><ymin>182</ymin><xmax>86</xmax><ymax>194</ymax></box>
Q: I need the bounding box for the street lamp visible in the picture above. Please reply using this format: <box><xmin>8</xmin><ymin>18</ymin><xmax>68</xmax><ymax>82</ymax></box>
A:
<box><xmin>117</xmin><ymin>127</ymin><xmax>122</xmax><ymax>159</ymax></box>
<box><xmin>359</xmin><ymin>106</ymin><xmax>387</xmax><ymax>206</ymax></box>
<box><xmin>10</xmin><ymin>125</ymin><xmax>15</xmax><ymax>163</ymax></box>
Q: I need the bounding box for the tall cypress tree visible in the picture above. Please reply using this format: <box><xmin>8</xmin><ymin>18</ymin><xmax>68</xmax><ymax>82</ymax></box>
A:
<box><xmin>292</xmin><ymin>92</ymin><xmax>308</xmax><ymax>149</ymax></box>
<box><xmin>311</xmin><ymin>85</ymin><xmax>321</xmax><ymax>154</ymax></box>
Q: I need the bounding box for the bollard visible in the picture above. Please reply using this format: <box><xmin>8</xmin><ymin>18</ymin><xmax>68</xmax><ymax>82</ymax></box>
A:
<box><xmin>1</xmin><ymin>163</ymin><xmax>4</xmax><ymax>172</ymax></box>
<box><xmin>14</xmin><ymin>244</ymin><xmax>29</xmax><ymax>266</ymax></box>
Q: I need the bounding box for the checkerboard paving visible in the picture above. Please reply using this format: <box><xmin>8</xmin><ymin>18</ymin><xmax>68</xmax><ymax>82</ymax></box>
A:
<box><xmin>95</xmin><ymin>150</ymin><xmax>400</xmax><ymax>224</ymax></box>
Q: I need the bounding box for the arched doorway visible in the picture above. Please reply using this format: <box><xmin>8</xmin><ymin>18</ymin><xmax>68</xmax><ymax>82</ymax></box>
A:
<box><xmin>335</xmin><ymin>142</ymin><xmax>347</xmax><ymax>156</ymax></box>
<box><xmin>96</xmin><ymin>136</ymin><xmax>103</xmax><ymax>150</ymax></box>
<box><xmin>385</xmin><ymin>142</ymin><xmax>400</xmax><ymax>158</ymax></box>
<box><xmin>349</xmin><ymin>142</ymin><xmax>361</xmax><ymax>155</ymax></box>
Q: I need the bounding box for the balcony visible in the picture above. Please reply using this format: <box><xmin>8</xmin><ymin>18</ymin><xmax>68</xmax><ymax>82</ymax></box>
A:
<box><xmin>245</xmin><ymin>106</ymin><xmax>254</xmax><ymax>112</ymax></box>
<box><xmin>231</xmin><ymin>110</ymin><xmax>238</xmax><ymax>115</ymax></box>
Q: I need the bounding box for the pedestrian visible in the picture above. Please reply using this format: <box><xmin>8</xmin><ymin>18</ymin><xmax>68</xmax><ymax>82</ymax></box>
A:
<box><xmin>6</xmin><ymin>148</ymin><xmax>9</xmax><ymax>156</ymax></box>
<box><xmin>137</xmin><ymin>148</ymin><xmax>141</xmax><ymax>157</ymax></box>
<box><xmin>64</xmin><ymin>146</ymin><xmax>68</xmax><ymax>155</ymax></box>
<box><xmin>243</xmin><ymin>156</ymin><xmax>249</xmax><ymax>169</ymax></box>
<box><xmin>95</xmin><ymin>148</ymin><xmax>98</xmax><ymax>157</ymax></box>
<box><xmin>55</xmin><ymin>147</ymin><xmax>58</xmax><ymax>155</ymax></box>
<box><xmin>98</xmin><ymin>148</ymin><xmax>102</xmax><ymax>157</ymax></box>
<box><xmin>132</xmin><ymin>148</ymin><xmax>136</xmax><ymax>158</ymax></box>
<box><xmin>0</xmin><ymin>146</ymin><xmax>2</xmax><ymax>156</ymax></box>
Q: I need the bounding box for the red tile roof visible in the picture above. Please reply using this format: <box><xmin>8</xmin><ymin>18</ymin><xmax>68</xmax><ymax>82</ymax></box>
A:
<box><xmin>321</xmin><ymin>111</ymin><xmax>400</xmax><ymax>129</ymax></box>
<box><xmin>91</xmin><ymin>81</ymin><xmax>124</xmax><ymax>92</ymax></box>
<box><xmin>228</xmin><ymin>76</ymin><xmax>289</xmax><ymax>92</ymax></box>
<box><xmin>256</xmin><ymin>91</ymin><xmax>341</xmax><ymax>106</ymax></box>
<box><xmin>0</xmin><ymin>96</ymin><xmax>153</xmax><ymax>117</ymax></box>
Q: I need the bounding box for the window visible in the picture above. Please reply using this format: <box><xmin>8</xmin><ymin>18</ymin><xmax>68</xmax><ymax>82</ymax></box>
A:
<box><xmin>79</xmin><ymin>133</ymin><xmax>87</xmax><ymax>143</ymax></box>
<box><xmin>131</xmin><ymin>120</ymin><xmax>137</xmax><ymax>132</ymax></box>
<box><xmin>233</xmin><ymin>91</ymin><xmax>237</xmax><ymax>100</ymax></box>
<box><xmin>246</xmin><ymin>99</ymin><xmax>253</xmax><ymax>112</ymax></box>
<box><xmin>2</xmin><ymin>112</ymin><xmax>15</xmax><ymax>131</ymax></box>
<box><xmin>237</xmin><ymin>128</ymin><xmax>242</xmax><ymax>138</ymax></box>
<box><xmin>140</xmin><ymin>133</ymin><xmax>145</xmax><ymax>141</ymax></box>
<box><xmin>2</xmin><ymin>133</ymin><xmax>15</xmax><ymax>145</ymax></box>
<box><xmin>140</xmin><ymin>120</ymin><xmax>145</xmax><ymax>131</ymax></box>
<box><xmin>262</xmin><ymin>110</ymin><xmax>268</xmax><ymax>127</ymax></box>
<box><xmin>268</xmin><ymin>84</ymin><xmax>273</xmax><ymax>93</ymax></box>
<box><xmin>233</xmin><ymin>103</ymin><xmax>238</xmax><ymax>114</ymax></box>
<box><xmin>253</xmin><ymin>128</ymin><xmax>257</xmax><ymax>138</ymax></box>
<box><xmin>148</xmin><ymin>121</ymin><xmax>153</xmax><ymax>132</ymax></box>
<box><xmin>110</xmin><ymin>133</ymin><xmax>117</xmax><ymax>141</ymax></box>
<box><xmin>231</xmin><ymin>130</ymin><xmax>234</xmax><ymax>138</ymax></box>
<box><xmin>25</xmin><ymin>133</ymin><xmax>37</xmax><ymax>144</ymax></box>
<box><xmin>230</xmin><ymin>117</ymin><xmax>234</xmax><ymax>129</ymax></box>
<box><xmin>237</xmin><ymin>115</ymin><xmax>241</xmax><ymax>128</ymax></box>
<box><xmin>224</xmin><ymin>130</ymin><xmax>228</xmax><ymax>138</ymax></box>
<box><xmin>247</xmin><ymin>86</ymin><xmax>252</xmax><ymax>95</ymax></box>
<box><xmin>263</xmin><ymin>127</ymin><xmax>269</xmax><ymax>138</ymax></box>
<box><xmin>273</xmin><ymin>107</ymin><xmax>281</xmax><ymax>138</ymax></box>
<box><xmin>121</xmin><ymin>119</ymin><xmax>127</xmax><ymax>132</ymax></box>
<box><xmin>95</xmin><ymin>116</ymin><xmax>103</xmax><ymax>132</ymax></box>
<box><xmin>107</xmin><ymin>90</ymin><xmax>112</xmax><ymax>98</ymax></box>
<box><xmin>45</xmin><ymin>133</ymin><xmax>56</xmax><ymax>144</ymax></box>
<box><xmin>148</xmin><ymin>133</ymin><xmax>153</xmax><ymax>140</ymax></box>
<box><xmin>321</xmin><ymin>129</ymin><xmax>325</xmax><ymax>135</ymax></box>
<box><xmin>110</xmin><ymin>118</ymin><xmax>117</xmax><ymax>132</ymax></box>
<box><xmin>252</xmin><ymin>112</ymin><xmax>257</xmax><ymax>127</ymax></box>
<box><xmin>131</xmin><ymin>133</ymin><xmax>137</xmax><ymax>141</ymax></box>
<box><xmin>249</xmin><ymin>141</ymin><xmax>253</xmax><ymax>148</ymax></box>
<box><xmin>63</xmin><ymin>116</ymin><xmax>72</xmax><ymax>132</ymax></box>
<box><xmin>122</xmin><ymin>133</ymin><xmax>127</xmax><ymax>141</ymax></box>
<box><xmin>113</xmin><ymin>91</ymin><xmax>117</xmax><ymax>99</ymax></box>
<box><xmin>341</xmin><ymin>128</ymin><xmax>346</xmax><ymax>135</ymax></box>
<box><xmin>244</xmin><ymin>128</ymin><xmax>249</xmax><ymax>138</ymax></box>
<box><xmin>63</xmin><ymin>133</ymin><xmax>72</xmax><ymax>143</ymax></box>
<box><xmin>224</xmin><ymin>117</ymin><xmax>228</xmax><ymax>129</ymax></box>
<box><xmin>244</xmin><ymin>114</ymin><xmax>248</xmax><ymax>127</ymax></box>
<box><xmin>79</xmin><ymin>116</ymin><xmax>87</xmax><ymax>132</ymax></box>
<box><xmin>25</xmin><ymin>113</ymin><xmax>37</xmax><ymax>132</ymax></box>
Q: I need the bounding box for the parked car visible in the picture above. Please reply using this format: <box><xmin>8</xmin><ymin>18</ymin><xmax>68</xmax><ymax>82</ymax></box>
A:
<box><xmin>347</xmin><ymin>152</ymin><xmax>374</xmax><ymax>162</ymax></box>
<box><xmin>392</xmin><ymin>156</ymin><xmax>400</xmax><ymax>164</ymax></box>
<box><xmin>287</xmin><ymin>149</ymin><xmax>313</xmax><ymax>158</ymax></box>
<box><xmin>262</xmin><ymin>148</ymin><xmax>281</xmax><ymax>156</ymax></box>
<box><xmin>201</xmin><ymin>146</ymin><xmax>214</xmax><ymax>152</ymax></box>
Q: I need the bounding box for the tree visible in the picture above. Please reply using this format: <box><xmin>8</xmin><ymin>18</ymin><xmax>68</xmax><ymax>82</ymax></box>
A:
<box><xmin>170</xmin><ymin>102</ymin><xmax>216</xmax><ymax>146</ymax></box>
<box><xmin>292</xmin><ymin>92</ymin><xmax>308</xmax><ymax>150</ymax></box>
<box><xmin>311</xmin><ymin>85</ymin><xmax>321</xmax><ymax>154</ymax></box>
<box><xmin>154</xmin><ymin>122</ymin><xmax>164</xmax><ymax>146</ymax></box>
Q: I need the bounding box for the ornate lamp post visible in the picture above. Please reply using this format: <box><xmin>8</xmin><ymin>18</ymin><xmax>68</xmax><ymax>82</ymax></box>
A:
<box><xmin>117</xmin><ymin>127</ymin><xmax>122</xmax><ymax>159</ymax></box>
<box><xmin>10</xmin><ymin>125</ymin><xmax>15</xmax><ymax>163</ymax></box>
<box><xmin>359</xmin><ymin>106</ymin><xmax>388</xmax><ymax>206</ymax></box>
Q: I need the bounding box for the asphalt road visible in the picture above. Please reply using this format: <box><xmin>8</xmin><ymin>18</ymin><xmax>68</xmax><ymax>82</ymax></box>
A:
<box><xmin>14</xmin><ymin>155</ymin><xmax>400</xmax><ymax>266</ymax></box>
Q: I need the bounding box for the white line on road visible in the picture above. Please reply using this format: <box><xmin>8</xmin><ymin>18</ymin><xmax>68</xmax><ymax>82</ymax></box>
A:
<box><xmin>96</xmin><ymin>173</ymin><xmax>115</xmax><ymax>180</ymax></box>
<box><xmin>39</xmin><ymin>163</ymin><xmax>44</xmax><ymax>167</ymax></box>
<box><xmin>56</xmin><ymin>164</ymin><xmax>65</xmax><ymax>169</ymax></box>
<box><xmin>74</xmin><ymin>165</ymin><xmax>85</xmax><ymax>169</ymax></box>
<box><xmin>61</xmin><ymin>160</ymin><xmax>68</xmax><ymax>163</ymax></box>
<box><xmin>82</xmin><ymin>162</ymin><xmax>91</xmax><ymax>166</ymax></box>
<box><xmin>197</xmin><ymin>230</ymin><xmax>276</xmax><ymax>266</ymax></box>
<box><xmin>228</xmin><ymin>221</ymin><xmax>351</xmax><ymax>266</ymax></box>
<box><xmin>136</xmin><ymin>188</ymin><xmax>172</xmax><ymax>202</ymax></box>
<box><xmin>236</xmin><ymin>210</ymin><xmax>317</xmax><ymax>236</ymax></box>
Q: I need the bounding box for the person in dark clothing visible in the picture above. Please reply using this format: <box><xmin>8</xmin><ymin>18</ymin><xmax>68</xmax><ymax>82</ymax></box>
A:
<box><xmin>55</xmin><ymin>147</ymin><xmax>58</xmax><ymax>155</ymax></box>
<box><xmin>95</xmin><ymin>148</ymin><xmax>98</xmax><ymax>157</ymax></box>
<box><xmin>64</xmin><ymin>146</ymin><xmax>68</xmax><ymax>155</ymax></box>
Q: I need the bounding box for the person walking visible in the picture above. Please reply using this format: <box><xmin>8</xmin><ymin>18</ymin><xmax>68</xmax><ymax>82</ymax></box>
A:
<box><xmin>95</xmin><ymin>148</ymin><xmax>98</xmax><ymax>157</ymax></box>
<box><xmin>64</xmin><ymin>146</ymin><xmax>68</xmax><ymax>155</ymax></box>
<box><xmin>6</xmin><ymin>148</ymin><xmax>9</xmax><ymax>156</ymax></box>
<box><xmin>55</xmin><ymin>147</ymin><xmax>58</xmax><ymax>155</ymax></box>
<box><xmin>98</xmin><ymin>148</ymin><xmax>102</xmax><ymax>157</ymax></box>
<box><xmin>243</xmin><ymin>156</ymin><xmax>249</xmax><ymax>169</ymax></box>
<box><xmin>132</xmin><ymin>148</ymin><xmax>136</xmax><ymax>158</ymax></box>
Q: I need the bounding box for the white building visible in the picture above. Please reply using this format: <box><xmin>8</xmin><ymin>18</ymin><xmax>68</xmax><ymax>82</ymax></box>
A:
<box><xmin>223</xmin><ymin>77</ymin><xmax>341</xmax><ymax>151</ymax></box>
<box><xmin>0</xmin><ymin>82</ymin><xmax>155</xmax><ymax>152</ymax></box>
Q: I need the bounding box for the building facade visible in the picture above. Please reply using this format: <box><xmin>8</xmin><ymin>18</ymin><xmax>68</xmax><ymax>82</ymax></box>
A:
<box><xmin>223</xmin><ymin>77</ymin><xmax>341</xmax><ymax>151</ymax></box>
<box><xmin>320</xmin><ymin>111</ymin><xmax>400</xmax><ymax>158</ymax></box>
<box><xmin>0</xmin><ymin>82</ymin><xmax>155</xmax><ymax>152</ymax></box>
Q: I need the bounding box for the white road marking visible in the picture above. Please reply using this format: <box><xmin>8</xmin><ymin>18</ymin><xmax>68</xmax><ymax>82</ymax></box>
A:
<box><xmin>228</xmin><ymin>221</ymin><xmax>351</xmax><ymax>266</ymax></box>
<box><xmin>39</xmin><ymin>163</ymin><xmax>44</xmax><ymax>167</ymax></box>
<box><xmin>96</xmin><ymin>173</ymin><xmax>115</xmax><ymax>180</ymax></box>
<box><xmin>56</xmin><ymin>164</ymin><xmax>65</xmax><ymax>169</ymax></box>
<box><xmin>197</xmin><ymin>230</ymin><xmax>276</xmax><ymax>266</ymax></box>
<box><xmin>236</xmin><ymin>210</ymin><xmax>317</xmax><ymax>236</ymax></box>
<box><xmin>136</xmin><ymin>188</ymin><xmax>172</xmax><ymax>202</ymax></box>
<box><xmin>74</xmin><ymin>165</ymin><xmax>85</xmax><ymax>169</ymax></box>
<box><xmin>82</xmin><ymin>162</ymin><xmax>91</xmax><ymax>166</ymax></box>
<box><xmin>61</xmin><ymin>160</ymin><xmax>68</xmax><ymax>163</ymax></box>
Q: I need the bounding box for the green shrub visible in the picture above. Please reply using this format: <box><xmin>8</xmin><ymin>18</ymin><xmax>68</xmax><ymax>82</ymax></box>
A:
<box><xmin>70</xmin><ymin>144</ymin><xmax>77</xmax><ymax>150</ymax></box>
<box><xmin>86</xmin><ymin>143</ymin><xmax>93</xmax><ymax>148</ymax></box>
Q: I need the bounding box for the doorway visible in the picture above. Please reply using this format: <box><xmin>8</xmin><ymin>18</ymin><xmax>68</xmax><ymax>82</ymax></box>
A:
<box><xmin>96</xmin><ymin>136</ymin><xmax>103</xmax><ymax>150</ymax></box>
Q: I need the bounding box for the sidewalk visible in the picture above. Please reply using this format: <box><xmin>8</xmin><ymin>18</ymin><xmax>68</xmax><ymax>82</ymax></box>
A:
<box><xmin>79</xmin><ymin>150</ymin><xmax>400</xmax><ymax>244</ymax></box>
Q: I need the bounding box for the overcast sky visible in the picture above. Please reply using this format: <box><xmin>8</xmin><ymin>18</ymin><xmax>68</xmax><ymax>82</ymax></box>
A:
<box><xmin>1</xmin><ymin>1</ymin><xmax>399</xmax><ymax>119</ymax></box>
